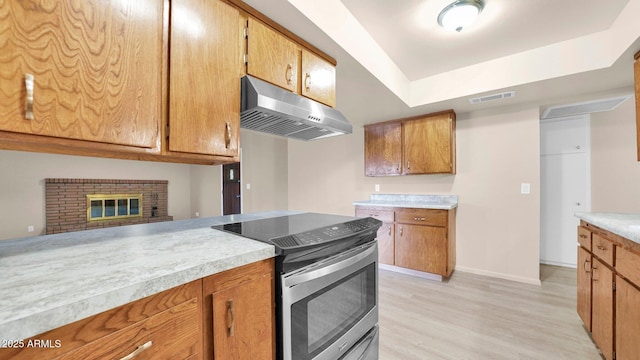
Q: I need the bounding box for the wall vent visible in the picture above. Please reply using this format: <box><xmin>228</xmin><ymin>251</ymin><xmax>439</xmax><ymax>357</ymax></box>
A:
<box><xmin>541</xmin><ymin>95</ymin><xmax>632</xmax><ymax>120</ymax></box>
<box><xmin>469</xmin><ymin>91</ymin><xmax>515</xmax><ymax>104</ymax></box>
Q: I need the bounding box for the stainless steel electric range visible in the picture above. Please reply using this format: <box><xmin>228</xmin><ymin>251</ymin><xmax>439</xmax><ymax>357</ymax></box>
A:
<box><xmin>213</xmin><ymin>212</ymin><xmax>382</xmax><ymax>360</ymax></box>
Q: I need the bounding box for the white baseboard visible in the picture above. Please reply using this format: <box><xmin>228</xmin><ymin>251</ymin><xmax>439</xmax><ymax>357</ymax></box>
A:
<box><xmin>540</xmin><ymin>260</ymin><xmax>577</xmax><ymax>269</ymax></box>
<box><xmin>454</xmin><ymin>266</ymin><xmax>542</xmax><ymax>286</ymax></box>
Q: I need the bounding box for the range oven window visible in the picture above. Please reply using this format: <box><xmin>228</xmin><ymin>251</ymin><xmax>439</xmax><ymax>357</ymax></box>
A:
<box><xmin>291</xmin><ymin>262</ymin><xmax>376</xmax><ymax>359</ymax></box>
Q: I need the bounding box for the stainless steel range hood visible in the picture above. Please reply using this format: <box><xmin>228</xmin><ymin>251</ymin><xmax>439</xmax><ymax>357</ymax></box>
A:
<box><xmin>240</xmin><ymin>75</ymin><xmax>352</xmax><ymax>141</ymax></box>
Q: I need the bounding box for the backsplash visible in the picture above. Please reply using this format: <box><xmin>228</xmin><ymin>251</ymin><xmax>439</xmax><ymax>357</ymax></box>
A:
<box><xmin>45</xmin><ymin>178</ymin><xmax>173</xmax><ymax>235</ymax></box>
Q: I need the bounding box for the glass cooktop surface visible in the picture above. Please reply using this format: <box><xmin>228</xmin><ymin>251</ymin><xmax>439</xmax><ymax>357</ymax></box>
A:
<box><xmin>212</xmin><ymin>212</ymin><xmax>358</xmax><ymax>244</ymax></box>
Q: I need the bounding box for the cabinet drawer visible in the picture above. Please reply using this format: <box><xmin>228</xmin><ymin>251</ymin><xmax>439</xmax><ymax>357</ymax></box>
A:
<box><xmin>616</xmin><ymin>246</ymin><xmax>640</xmax><ymax>287</ymax></box>
<box><xmin>355</xmin><ymin>207</ymin><xmax>395</xmax><ymax>223</ymax></box>
<box><xmin>396</xmin><ymin>208</ymin><xmax>447</xmax><ymax>227</ymax></box>
<box><xmin>577</xmin><ymin>226</ymin><xmax>592</xmax><ymax>251</ymax></box>
<box><xmin>592</xmin><ymin>234</ymin><xmax>614</xmax><ymax>266</ymax></box>
<box><xmin>59</xmin><ymin>298</ymin><xmax>200</xmax><ymax>360</ymax></box>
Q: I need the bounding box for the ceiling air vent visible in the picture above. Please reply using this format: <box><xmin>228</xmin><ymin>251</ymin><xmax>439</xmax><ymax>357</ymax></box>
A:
<box><xmin>541</xmin><ymin>95</ymin><xmax>632</xmax><ymax>120</ymax></box>
<box><xmin>469</xmin><ymin>91</ymin><xmax>515</xmax><ymax>104</ymax></box>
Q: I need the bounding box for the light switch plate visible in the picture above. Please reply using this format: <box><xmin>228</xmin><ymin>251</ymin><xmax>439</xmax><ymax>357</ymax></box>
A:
<box><xmin>521</xmin><ymin>183</ymin><xmax>531</xmax><ymax>194</ymax></box>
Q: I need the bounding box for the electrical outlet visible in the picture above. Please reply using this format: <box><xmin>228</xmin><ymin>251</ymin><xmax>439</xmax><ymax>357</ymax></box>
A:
<box><xmin>521</xmin><ymin>183</ymin><xmax>531</xmax><ymax>194</ymax></box>
<box><xmin>375</xmin><ymin>184</ymin><xmax>380</xmax><ymax>192</ymax></box>
<box><xmin>246</xmin><ymin>183</ymin><xmax>251</xmax><ymax>190</ymax></box>
<box><xmin>195</xmin><ymin>212</ymin><xmax>200</xmax><ymax>218</ymax></box>
<box><xmin>28</xmin><ymin>226</ymin><xmax>34</xmax><ymax>232</ymax></box>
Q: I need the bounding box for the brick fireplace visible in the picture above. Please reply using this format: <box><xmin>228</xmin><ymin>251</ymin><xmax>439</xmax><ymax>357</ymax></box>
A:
<box><xmin>45</xmin><ymin>178</ymin><xmax>173</xmax><ymax>235</ymax></box>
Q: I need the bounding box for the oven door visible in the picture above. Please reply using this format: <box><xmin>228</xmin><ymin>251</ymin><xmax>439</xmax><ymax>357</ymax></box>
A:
<box><xmin>281</xmin><ymin>240</ymin><xmax>378</xmax><ymax>360</ymax></box>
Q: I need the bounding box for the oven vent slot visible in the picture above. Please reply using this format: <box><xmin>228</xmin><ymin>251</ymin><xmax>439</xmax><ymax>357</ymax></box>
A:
<box><xmin>272</xmin><ymin>236</ymin><xmax>300</xmax><ymax>248</ymax></box>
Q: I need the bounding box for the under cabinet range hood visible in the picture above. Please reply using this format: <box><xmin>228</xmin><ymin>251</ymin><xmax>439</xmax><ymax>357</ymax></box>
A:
<box><xmin>240</xmin><ymin>75</ymin><xmax>352</xmax><ymax>140</ymax></box>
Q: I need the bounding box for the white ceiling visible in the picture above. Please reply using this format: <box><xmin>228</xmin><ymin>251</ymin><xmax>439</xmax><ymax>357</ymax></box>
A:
<box><xmin>243</xmin><ymin>0</ymin><xmax>640</xmax><ymax>124</ymax></box>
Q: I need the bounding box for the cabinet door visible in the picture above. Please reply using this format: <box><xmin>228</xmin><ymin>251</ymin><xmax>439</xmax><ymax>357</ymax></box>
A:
<box><xmin>169</xmin><ymin>0</ymin><xmax>240</xmax><ymax>157</ymax></box>
<box><xmin>301</xmin><ymin>49</ymin><xmax>336</xmax><ymax>107</ymax></box>
<box><xmin>247</xmin><ymin>17</ymin><xmax>298</xmax><ymax>93</ymax></box>
<box><xmin>211</xmin><ymin>271</ymin><xmax>274</xmax><ymax>360</ymax></box>
<box><xmin>377</xmin><ymin>223</ymin><xmax>395</xmax><ymax>265</ymax></box>
<box><xmin>364</xmin><ymin>123</ymin><xmax>402</xmax><ymax>176</ymax></box>
<box><xmin>591</xmin><ymin>258</ymin><xmax>613</xmax><ymax>360</ymax></box>
<box><xmin>577</xmin><ymin>246</ymin><xmax>592</xmax><ymax>331</ymax></box>
<box><xmin>403</xmin><ymin>113</ymin><xmax>454</xmax><ymax>174</ymax></box>
<box><xmin>395</xmin><ymin>224</ymin><xmax>447</xmax><ymax>275</ymax></box>
<box><xmin>616</xmin><ymin>276</ymin><xmax>640</xmax><ymax>360</ymax></box>
<box><xmin>0</xmin><ymin>0</ymin><xmax>161</xmax><ymax>148</ymax></box>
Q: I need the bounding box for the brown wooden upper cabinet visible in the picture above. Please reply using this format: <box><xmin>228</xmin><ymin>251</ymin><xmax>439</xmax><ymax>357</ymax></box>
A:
<box><xmin>0</xmin><ymin>0</ymin><xmax>163</xmax><ymax>149</ymax></box>
<box><xmin>364</xmin><ymin>110</ymin><xmax>456</xmax><ymax>176</ymax></box>
<box><xmin>634</xmin><ymin>50</ymin><xmax>640</xmax><ymax>161</ymax></box>
<box><xmin>168</xmin><ymin>0</ymin><xmax>241</xmax><ymax>158</ymax></box>
<box><xmin>246</xmin><ymin>18</ymin><xmax>336</xmax><ymax>107</ymax></box>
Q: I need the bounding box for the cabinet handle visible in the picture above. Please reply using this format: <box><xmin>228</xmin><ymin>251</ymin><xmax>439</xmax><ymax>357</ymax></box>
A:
<box><xmin>225</xmin><ymin>122</ymin><xmax>232</xmax><ymax>149</ymax></box>
<box><xmin>413</xmin><ymin>217</ymin><xmax>425</xmax><ymax>221</ymax></box>
<box><xmin>596</xmin><ymin>245</ymin><xmax>606</xmax><ymax>251</ymax></box>
<box><xmin>579</xmin><ymin>234</ymin><xmax>588</xmax><ymax>239</ymax></box>
<box><xmin>388</xmin><ymin>225</ymin><xmax>392</xmax><ymax>236</ymax></box>
<box><xmin>119</xmin><ymin>341</ymin><xmax>152</xmax><ymax>360</ymax></box>
<box><xmin>285</xmin><ymin>64</ymin><xmax>293</xmax><ymax>84</ymax></box>
<box><xmin>396</xmin><ymin>164</ymin><xmax>400</xmax><ymax>172</ymax></box>
<box><xmin>407</xmin><ymin>161</ymin><xmax>410</xmax><ymax>170</ymax></box>
<box><xmin>399</xmin><ymin>227</ymin><xmax>403</xmax><ymax>236</ymax></box>
<box><xmin>304</xmin><ymin>73</ymin><xmax>311</xmax><ymax>91</ymax></box>
<box><xmin>25</xmin><ymin>74</ymin><xmax>34</xmax><ymax>120</ymax></box>
<box><xmin>227</xmin><ymin>299</ymin><xmax>235</xmax><ymax>336</ymax></box>
<box><xmin>591</xmin><ymin>264</ymin><xmax>597</xmax><ymax>281</ymax></box>
<box><xmin>583</xmin><ymin>258</ymin><xmax>591</xmax><ymax>273</ymax></box>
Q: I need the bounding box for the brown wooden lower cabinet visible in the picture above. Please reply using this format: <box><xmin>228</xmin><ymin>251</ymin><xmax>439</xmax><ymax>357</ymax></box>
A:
<box><xmin>591</xmin><ymin>258</ymin><xmax>613</xmax><ymax>360</ymax></box>
<box><xmin>577</xmin><ymin>221</ymin><xmax>640</xmax><ymax>360</ymax></box>
<box><xmin>203</xmin><ymin>258</ymin><xmax>275</xmax><ymax>360</ymax></box>
<box><xmin>0</xmin><ymin>281</ymin><xmax>203</xmax><ymax>360</ymax></box>
<box><xmin>0</xmin><ymin>259</ymin><xmax>276</xmax><ymax>360</ymax></box>
<box><xmin>615</xmin><ymin>276</ymin><xmax>640</xmax><ymax>359</ymax></box>
<box><xmin>355</xmin><ymin>205</ymin><xmax>455</xmax><ymax>278</ymax></box>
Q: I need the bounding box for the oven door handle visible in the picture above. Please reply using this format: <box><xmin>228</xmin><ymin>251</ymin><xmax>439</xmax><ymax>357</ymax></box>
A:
<box><xmin>283</xmin><ymin>241</ymin><xmax>377</xmax><ymax>290</ymax></box>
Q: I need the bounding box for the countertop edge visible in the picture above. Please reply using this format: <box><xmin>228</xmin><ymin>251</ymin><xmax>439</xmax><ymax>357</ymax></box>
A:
<box><xmin>352</xmin><ymin>201</ymin><xmax>458</xmax><ymax>210</ymax></box>
<box><xmin>7</xmin><ymin>247</ymin><xmax>274</xmax><ymax>341</ymax></box>
<box><xmin>575</xmin><ymin>212</ymin><xmax>640</xmax><ymax>245</ymax></box>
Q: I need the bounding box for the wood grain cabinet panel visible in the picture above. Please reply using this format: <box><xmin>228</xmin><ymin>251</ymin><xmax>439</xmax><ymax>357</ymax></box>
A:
<box><xmin>395</xmin><ymin>224</ymin><xmax>447</xmax><ymax>275</ymax></box>
<box><xmin>592</xmin><ymin>234</ymin><xmax>614</xmax><ymax>266</ymax></box>
<box><xmin>396</xmin><ymin>208</ymin><xmax>447</xmax><ymax>227</ymax></box>
<box><xmin>364</xmin><ymin>123</ymin><xmax>402</xmax><ymax>176</ymax></box>
<box><xmin>403</xmin><ymin>113</ymin><xmax>455</xmax><ymax>175</ymax></box>
<box><xmin>246</xmin><ymin>17</ymin><xmax>298</xmax><ymax>93</ymax></box>
<box><xmin>301</xmin><ymin>49</ymin><xmax>336</xmax><ymax>107</ymax></box>
<box><xmin>0</xmin><ymin>0</ymin><xmax>162</xmax><ymax>148</ymax></box>
<box><xmin>169</xmin><ymin>0</ymin><xmax>240</xmax><ymax>157</ymax></box>
<box><xmin>615</xmin><ymin>276</ymin><xmax>640</xmax><ymax>360</ymax></box>
<box><xmin>203</xmin><ymin>259</ymin><xmax>275</xmax><ymax>360</ymax></box>
<box><xmin>355</xmin><ymin>208</ymin><xmax>395</xmax><ymax>265</ymax></box>
<box><xmin>616</xmin><ymin>245</ymin><xmax>640</xmax><ymax>287</ymax></box>
<box><xmin>591</xmin><ymin>258</ymin><xmax>613</xmax><ymax>360</ymax></box>
<box><xmin>577</xmin><ymin>226</ymin><xmax>592</xmax><ymax>251</ymax></box>
<box><xmin>577</xmin><ymin>246</ymin><xmax>592</xmax><ymax>331</ymax></box>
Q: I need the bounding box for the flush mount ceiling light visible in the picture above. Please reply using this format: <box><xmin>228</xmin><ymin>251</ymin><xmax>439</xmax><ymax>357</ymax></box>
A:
<box><xmin>438</xmin><ymin>0</ymin><xmax>485</xmax><ymax>32</ymax></box>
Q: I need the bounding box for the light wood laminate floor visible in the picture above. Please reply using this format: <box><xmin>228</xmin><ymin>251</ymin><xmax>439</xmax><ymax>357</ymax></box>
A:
<box><xmin>378</xmin><ymin>265</ymin><xmax>602</xmax><ymax>359</ymax></box>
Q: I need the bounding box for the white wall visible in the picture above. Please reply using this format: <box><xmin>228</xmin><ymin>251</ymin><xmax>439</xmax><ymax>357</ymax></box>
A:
<box><xmin>591</xmin><ymin>98</ymin><xmax>640</xmax><ymax>212</ymax></box>
<box><xmin>288</xmin><ymin>107</ymin><xmax>542</xmax><ymax>284</ymax></box>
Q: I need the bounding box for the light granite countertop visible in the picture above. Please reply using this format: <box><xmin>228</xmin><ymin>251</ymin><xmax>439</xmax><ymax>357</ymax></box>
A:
<box><xmin>575</xmin><ymin>212</ymin><xmax>640</xmax><ymax>244</ymax></box>
<box><xmin>0</xmin><ymin>210</ymin><xmax>300</xmax><ymax>341</ymax></box>
<box><xmin>353</xmin><ymin>194</ymin><xmax>458</xmax><ymax>210</ymax></box>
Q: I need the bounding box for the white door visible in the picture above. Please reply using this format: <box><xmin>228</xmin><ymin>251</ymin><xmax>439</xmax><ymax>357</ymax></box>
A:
<box><xmin>540</xmin><ymin>115</ymin><xmax>590</xmax><ymax>267</ymax></box>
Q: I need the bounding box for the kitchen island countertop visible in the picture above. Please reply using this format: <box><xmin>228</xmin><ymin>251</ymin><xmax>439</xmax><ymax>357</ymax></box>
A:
<box><xmin>0</xmin><ymin>210</ymin><xmax>299</xmax><ymax>340</ymax></box>
<box><xmin>353</xmin><ymin>194</ymin><xmax>458</xmax><ymax>210</ymax></box>
<box><xmin>575</xmin><ymin>212</ymin><xmax>640</xmax><ymax>245</ymax></box>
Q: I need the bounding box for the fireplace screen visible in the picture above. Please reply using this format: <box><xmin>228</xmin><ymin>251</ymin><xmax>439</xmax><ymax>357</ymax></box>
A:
<box><xmin>87</xmin><ymin>194</ymin><xmax>142</xmax><ymax>221</ymax></box>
